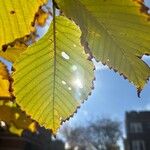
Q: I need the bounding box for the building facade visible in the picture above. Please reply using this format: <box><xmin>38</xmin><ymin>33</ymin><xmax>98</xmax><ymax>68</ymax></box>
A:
<box><xmin>124</xmin><ymin>111</ymin><xmax>150</xmax><ymax>150</ymax></box>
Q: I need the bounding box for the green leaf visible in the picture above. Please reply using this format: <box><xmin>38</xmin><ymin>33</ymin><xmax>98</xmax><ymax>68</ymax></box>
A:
<box><xmin>0</xmin><ymin>0</ymin><xmax>47</xmax><ymax>51</ymax></box>
<box><xmin>13</xmin><ymin>16</ymin><xmax>94</xmax><ymax>133</ymax></box>
<box><xmin>55</xmin><ymin>0</ymin><xmax>150</xmax><ymax>92</ymax></box>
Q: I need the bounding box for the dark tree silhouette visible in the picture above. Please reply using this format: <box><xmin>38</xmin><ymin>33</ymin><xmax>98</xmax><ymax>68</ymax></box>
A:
<box><xmin>0</xmin><ymin>124</ymin><xmax>65</xmax><ymax>150</ymax></box>
<box><xmin>61</xmin><ymin>118</ymin><xmax>122</xmax><ymax>150</ymax></box>
<box><xmin>23</xmin><ymin>126</ymin><xmax>65</xmax><ymax>150</ymax></box>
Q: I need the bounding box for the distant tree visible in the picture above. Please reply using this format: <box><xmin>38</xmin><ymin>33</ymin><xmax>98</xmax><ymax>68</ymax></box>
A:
<box><xmin>61</xmin><ymin>118</ymin><xmax>122</xmax><ymax>150</ymax></box>
<box><xmin>87</xmin><ymin>118</ymin><xmax>122</xmax><ymax>150</ymax></box>
<box><xmin>61</xmin><ymin>125</ymin><xmax>88</xmax><ymax>150</ymax></box>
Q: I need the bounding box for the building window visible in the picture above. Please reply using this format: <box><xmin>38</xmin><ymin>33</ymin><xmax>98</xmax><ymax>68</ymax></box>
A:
<box><xmin>132</xmin><ymin>140</ymin><xmax>145</xmax><ymax>150</ymax></box>
<box><xmin>130</xmin><ymin>122</ymin><xmax>142</xmax><ymax>133</ymax></box>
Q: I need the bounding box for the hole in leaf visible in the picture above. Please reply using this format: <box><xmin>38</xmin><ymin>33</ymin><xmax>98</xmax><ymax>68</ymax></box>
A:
<box><xmin>10</xmin><ymin>10</ymin><xmax>15</xmax><ymax>14</ymax></box>
<box><xmin>61</xmin><ymin>52</ymin><xmax>70</xmax><ymax>60</ymax></box>
<box><xmin>62</xmin><ymin>80</ymin><xmax>66</xmax><ymax>85</ymax></box>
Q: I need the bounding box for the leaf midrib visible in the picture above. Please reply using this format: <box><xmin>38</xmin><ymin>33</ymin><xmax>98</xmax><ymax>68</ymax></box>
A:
<box><xmin>52</xmin><ymin>1</ymin><xmax>57</xmax><ymax>130</ymax></box>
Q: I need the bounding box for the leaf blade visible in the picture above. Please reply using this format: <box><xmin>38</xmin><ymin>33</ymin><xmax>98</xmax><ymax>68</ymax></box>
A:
<box><xmin>0</xmin><ymin>42</ymin><xmax>27</xmax><ymax>62</ymax></box>
<box><xmin>13</xmin><ymin>16</ymin><xmax>94</xmax><ymax>132</ymax></box>
<box><xmin>55</xmin><ymin>0</ymin><xmax>150</xmax><ymax>91</ymax></box>
<box><xmin>0</xmin><ymin>0</ymin><xmax>47</xmax><ymax>51</ymax></box>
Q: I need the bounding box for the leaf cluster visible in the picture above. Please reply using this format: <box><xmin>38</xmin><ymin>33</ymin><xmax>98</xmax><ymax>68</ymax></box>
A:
<box><xmin>0</xmin><ymin>0</ymin><xmax>150</xmax><ymax>133</ymax></box>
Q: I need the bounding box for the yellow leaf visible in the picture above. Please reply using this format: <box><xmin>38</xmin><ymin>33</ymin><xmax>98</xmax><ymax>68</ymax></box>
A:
<box><xmin>0</xmin><ymin>62</ymin><xmax>11</xmax><ymax>99</ymax></box>
<box><xmin>36</xmin><ymin>9</ymin><xmax>49</xmax><ymax>26</ymax></box>
<box><xmin>9</xmin><ymin>124</ymin><xmax>23</xmax><ymax>136</ymax></box>
<box><xmin>0</xmin><ymin>0</ymin><xmax>47</xmax><ymax>51</ymax></box>
<box><xmin>0</xmin><ymin>42</ymin><xmax>27</xmax><ymax>63</ymax></box>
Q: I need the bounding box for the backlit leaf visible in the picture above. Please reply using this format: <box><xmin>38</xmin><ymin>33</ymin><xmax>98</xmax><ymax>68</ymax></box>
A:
<box><xmin>0</xmin><ymin>42</ymin><xmax>27</xmax><ymax>63</ymax></box>
<box><xmin>55</xmin><ymin>0</ymin><xmax>150</xmax><ymax>93</ymax></box>
<box><xmin>0</xmin><ymin>0</ymin><xmax>47</xmax><ymax>51</ymax></box>
<box><xmin>13</xmin><ymin>16</ymin><xmax>94</xmax><ymax>133</ymax></box>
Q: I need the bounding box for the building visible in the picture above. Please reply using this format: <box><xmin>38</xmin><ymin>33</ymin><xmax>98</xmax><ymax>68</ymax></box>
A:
<box><xmin>124</xmin><ymin>111</ymin><xmax>150</xmax><ymax>150</ymax></box>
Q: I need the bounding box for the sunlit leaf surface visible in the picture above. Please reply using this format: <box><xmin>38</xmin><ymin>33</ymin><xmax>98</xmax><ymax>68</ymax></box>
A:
<box><xmin>13</xmin><ymin>16</ymin><xmax>94</xmax><ymax>132</ymax></box>
<box><xmin>56</xmin><ymin>0</ymin><xmax>150</xmax><ymax>92</ymax></box>
<box><xmin>0</xmin><ymin>42</ymin><xmax>27</xmax><ymax>63</ymax></box>
<box><xmin>0</xmin><ymin>0</ymin><xmax>47</xmax><ymax>51</ymax></box>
